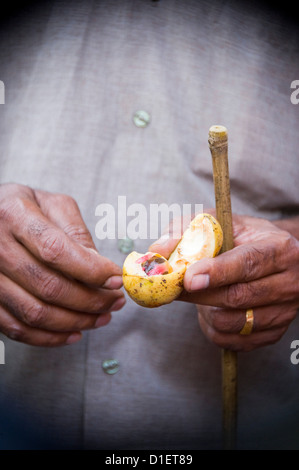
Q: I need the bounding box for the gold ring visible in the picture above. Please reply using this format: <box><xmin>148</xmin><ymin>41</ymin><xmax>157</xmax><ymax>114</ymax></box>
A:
<box><xmin>240</xmin><ymin>309</ymin><xmax>254</xmax><ymax>335</ymax></box>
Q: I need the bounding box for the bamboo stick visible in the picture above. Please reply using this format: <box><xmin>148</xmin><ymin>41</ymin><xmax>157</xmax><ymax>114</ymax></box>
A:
<box><xmin>208</xmin><ymin>125</ymin><xmax>237</xmax><ymax>450</ymax></box>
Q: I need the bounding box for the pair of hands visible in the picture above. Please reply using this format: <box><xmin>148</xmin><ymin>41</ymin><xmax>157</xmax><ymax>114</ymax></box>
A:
<box><xmin>0</xmin><ymin>184</ymin><xmax>298</xmax><ymax>351</ymax></box>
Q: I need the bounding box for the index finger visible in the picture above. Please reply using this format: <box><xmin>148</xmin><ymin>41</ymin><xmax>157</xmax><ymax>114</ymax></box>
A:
<box><xmin>11</xmin><ymin>197</ymin><xmax>122</xmax><ymax>286</ymax></box>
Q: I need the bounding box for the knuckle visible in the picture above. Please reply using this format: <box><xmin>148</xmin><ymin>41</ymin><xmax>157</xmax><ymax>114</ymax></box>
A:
<box><xmin>39</xmin><ymin>232</ymin><xmax>65</xmax><ymax>264</ymax></box>
<box><xmin>92</xmin><ymin>297</ymin><xmax>107</xmax><ymax>313</ymax></box>
<box><xmin>209</xmin><ymin>308</ymin><xmax>225</xmax><ymax>332</ymax></box>
<box><xmin>52</xmin><ymin>193</ymin><xmax>77</xmax><ymax>208</ymax></box>
<box><xmin>90</xmin><ymin>293</ymin><xmax>119</xmax><ymax>313</ymax></box>
<box><xmin>242</xmin><ymin>247</ymin><xmax>262</xmax><ymax>281</ymax></box>
<box><xmin>266</xmin><ymin>230</ymin><xmax>298</xmax><ymax>270</ymax></box>
<box><xmin>210</xmin><ymin>308</ymin><xmax>237</xmax><ymax>333</ymax></box>
<box><xmin>226</xmin><ymin>283</ymin><xmax>252</xmax><ymax>309</ymax></box>
<box><xmin>63</xmin><ymin>224</ymin><xmax>90</xmax><ymax>243</ymax></box>
<box><xmin>0</xmin><ymin>202</ymin><xmax>12</xmax><ymax>223</ymax></box>
<box><xmin>0</xmin><ymin>185</ymin><xmax>33</xmax><ymax>222</ymax></box>
<box><xmin>49</xmin><ymin>193</ymin><xmax>80</xmax><ymax>216</ymax></box>
<box><xmin>23</xmin><ymin>303</ymin><xmax>47</xmax><ymax>327</ymax></box>
<box><xmin>0</xmin><ymin>196</ymin><xmax>25</xmax><ymax>223</ymax></box>
<box><xmin>79</xmin><ymin>292</ymin><xmax>106</xmax><ymax>314</ymax></box>
<box><xmin>211</xmin><ymin>259</ymin><xmax>226</xmax><ymax>286</ymax></box>
<box><xmin>283</xmin><ymin>232</ymin><xmax>299</xmax><ymax>265</ymax></box>
<box><xmin>39</xmin><ymin>275</ymin><xmax>64</xmax><ymax>303</ymax></box>
<box><xmin>277</xmin><ymin>305</ymin><xmax>298</xmax><ymax>327</ymax></box>
<box><xmin>280</xmin><ymin>229</ymin><xmax>294</xmax><ymax>246</ymax></box>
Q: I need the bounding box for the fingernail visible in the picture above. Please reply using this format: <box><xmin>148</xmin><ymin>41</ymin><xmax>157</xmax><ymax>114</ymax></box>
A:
<box><xmin>190</xmin><ymin>274</ymin><xmax>210</xmax><ymax>291</ymax></box>
<box><xmin>103</xmin><ymin>275</ymin><xmax>123</xmax><ymax>289</ymax></box>
<box><xmin>109</xmin><ymin>296</ymin><xmax>126</xmax><ymax>312</ymax></box>
<box><xmin>66</xmin><ymin>332</ymin><xmax>82</xmax><ymax>345</ymax></box>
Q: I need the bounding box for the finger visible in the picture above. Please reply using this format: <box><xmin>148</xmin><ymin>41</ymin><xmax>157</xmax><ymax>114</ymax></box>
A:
<box><xmin>197</xmin><ymin>305</ymin><xmax>246</xmax><ymax>334</ymax></box>
<box><xmin>197</xmin><ymin>312</ymin><xmax>288</xmax><ymax>352</ymax></box>
<box><xmin>149</xmin><ymin>213</ymin><xmax>196</xmax><ymax>258</ymax></box>
<box><xmin>184</xmin><ymin>231</ymin><xmax>295</xmax><ymax>292</ymax></box>
<box><xmin>0</xmin><ymin>304</ymin><xmax>83</xmax><ymax>347</ymax></box>
<box><xmin>180</xmin><ymin>270</ymin><xmax>299</xmax><ymax>309</ymax></box>
<box><xmin>0</xmin><ymin>236</ymin><xmax>125</xmax><ymax>313</ymax></box>
<box><xmin>34</xmin><ymin>190</ymin><xmax>96</xmax><ymax>249</ymax></box>
<box><xmin>0</xmin><ymin>272</ymin><xmax>115</xmax><ymax>332</ymax></box>
<box><xmin>36</xmin><ymin>190</ymin><xmax>123</xmax><ymax>289</ymax></box>
<box><xmin>149</xmin><ymin>208</ymin><xmax>217</xmax><ymax>257</ymax></box>
<box><xmin>197</xmin><ymin>303</ymin><xmax>297</xmax><ymax>335</ymax></box>
<box><xmin>148</xmin><ymin>222</ymin><xmax>184</xmax><ymax>259</ymax></box>
<box><xmin>10</xmin><ymin>195</ymin><xmax>122</xmax><ymax>286</ymax></box>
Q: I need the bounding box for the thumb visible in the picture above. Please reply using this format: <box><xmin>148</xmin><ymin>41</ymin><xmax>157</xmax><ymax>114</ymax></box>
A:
<box><xmin>148</xmin><ymin>233</ymin><xmax>179</xmax><ymax>259</ymax></box>
<box><xmin>148</xmin><ymin>214</ymin><xmax>191</xmax><ymax>258</ymax></box>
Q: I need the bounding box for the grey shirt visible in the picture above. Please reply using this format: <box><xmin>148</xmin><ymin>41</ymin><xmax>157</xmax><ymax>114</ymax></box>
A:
<box><xmin>0</xmin><ymin>0</ymin><xmax>298</xmax><ymax>449</ymax></box>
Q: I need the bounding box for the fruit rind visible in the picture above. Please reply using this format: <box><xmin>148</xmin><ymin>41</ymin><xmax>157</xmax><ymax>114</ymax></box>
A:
<box><xmin>122</xmin><ymin>251</ymin><xmax>186</xmax><ymax>308</ymax></box>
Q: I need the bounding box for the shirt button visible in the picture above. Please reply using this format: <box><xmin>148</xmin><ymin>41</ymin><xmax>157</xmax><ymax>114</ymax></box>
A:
<box><xmin>102</xmin><ymin>359</ymin><xmax>120</xmax><ymax>375</ymax></box>
<box><xmin>133</xmin><ymin>110</ymin><xmax>151</xmax><ymax>128</ymax></box>
<box><xmin>118</xmin><ymin>237</ymin><xmax>134</xmax><ymax>254</ymax></box>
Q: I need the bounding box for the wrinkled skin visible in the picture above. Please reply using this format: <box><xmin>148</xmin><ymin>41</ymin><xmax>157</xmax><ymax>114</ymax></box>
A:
<box><xmin>0</xmin><ymin>183</ymin><xmax>125</xmax><ymax>347</ymax></box>
<box><xmin>150</xmin><ymin>212</ymin><xmax>299</xmax><ymax>352</ymax></box>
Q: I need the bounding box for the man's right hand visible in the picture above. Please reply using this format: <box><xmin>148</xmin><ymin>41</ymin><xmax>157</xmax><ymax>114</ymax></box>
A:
<box><xmin>0</xmin><ymin>183</ymin><xmax>125</xmax><ymax>347</ymax></box>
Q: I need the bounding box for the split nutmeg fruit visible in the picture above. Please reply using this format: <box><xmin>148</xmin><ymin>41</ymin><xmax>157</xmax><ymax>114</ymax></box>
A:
<box><xmin>122</xmin><ymin>213</ymin><xmax>223</xmax><ymax>308</ymax></box>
